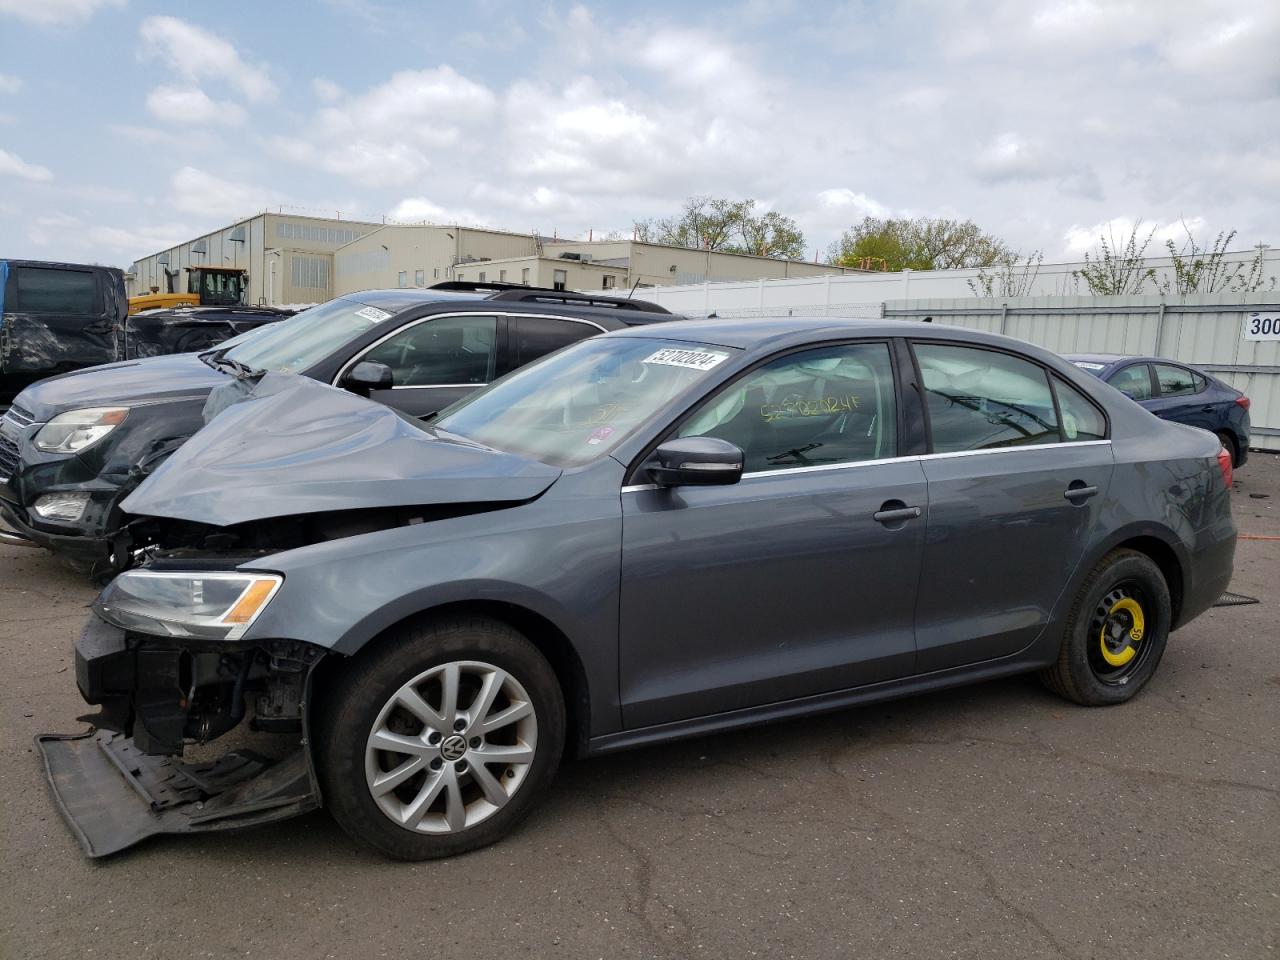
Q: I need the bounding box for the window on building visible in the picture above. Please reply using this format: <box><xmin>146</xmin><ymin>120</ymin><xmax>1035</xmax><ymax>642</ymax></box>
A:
<box><xmin>602</xmin><ymin>275</ymin><xmax>616</xmax><ymax>289</ymax></box>
<box><xmin>499</xmin><ymin>270</ymin><xmax>507</xmax><ymax>282</ymax></box>
<box><xmin>914</xmin><ymin>343</ymin><xmax>1059</xmax><ymax>452</ymax></box>
<box><xmin>433</xmin><ymin>268</ymin><xmax>440</xmax><ymax>279</ymax></box>
<box><xmin>478</xmin><ymin>271</ymin><xmax>487</xmax><ymax>282</ymax></box>
<box><xmin>398</xmin><ymin>271</ymin><xmax>408</xmax><ymax>288</ymax></box>
<box><xmin>414</xmin><ymin>269</ymin><xmax>425</xmax><ymax>287</ymax></box>
<box><xmin>290</xmin><ymin>255</ymin><xmax>331</xmax><ymax>290</ymax></box>
<box><xmin>359</xmin><ymin>315</ymin><xmax>499</xmax><ymax>387</ymax></box>
<box><xmin>521</xmin><ymin>268</ymin><xmax>530</xmax><ymax>285</ymax></box>
<box><xmin>15</xmin><ymin>267</ymin><xmax>98</xmax><ymax>314</ymax></box>
<box><xmin>678</xmin><ymin>342</ymin><xmax>898</xmax><ymax>473</ymax></box>
<box><xmin>553</xmin><ymin>269</ymin><xmax>567</xmax><ymax>291</ymax></box>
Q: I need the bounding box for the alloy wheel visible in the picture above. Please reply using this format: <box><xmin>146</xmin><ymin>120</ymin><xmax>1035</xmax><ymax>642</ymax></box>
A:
<box><xmin>364</xmin><ymin>660</ymin><xmax>537</xmax><ymax>834</ymax></box>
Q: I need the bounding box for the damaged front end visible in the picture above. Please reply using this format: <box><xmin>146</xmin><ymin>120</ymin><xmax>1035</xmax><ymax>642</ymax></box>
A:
<box><xmin>37</xmin><ymin>562</ymin><xmax>327</xmax><ymax>858</ymax></box>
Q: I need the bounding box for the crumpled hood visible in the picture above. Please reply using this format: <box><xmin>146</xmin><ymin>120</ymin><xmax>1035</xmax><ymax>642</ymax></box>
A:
<box><xmin>121</xmin><ymin>373</ymin><xmax>561</xmax><ymax>526</ymax></box>
<box><xmin>15</xmin><ymin>352</ymin><xmax>226</xmax><ymax>421</ymax></box>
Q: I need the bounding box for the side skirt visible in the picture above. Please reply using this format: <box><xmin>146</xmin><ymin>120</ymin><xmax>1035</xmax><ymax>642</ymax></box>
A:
<box><xmin>585</xmin><ymin>654</ymin><xmax>1048</xmax><ymax>757</ymax></box>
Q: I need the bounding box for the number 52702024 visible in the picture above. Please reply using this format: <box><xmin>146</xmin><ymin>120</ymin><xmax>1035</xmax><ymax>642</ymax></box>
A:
<box><xmin>1243</xmin><ymin>313</ymin><xmax>1280</xmax><ymax>341</ymax></box>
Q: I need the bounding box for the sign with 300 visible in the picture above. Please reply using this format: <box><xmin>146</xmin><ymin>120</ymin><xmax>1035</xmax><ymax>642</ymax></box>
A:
<box><xmin>1243</xmin><ymin>312</ymin><xmax>1280</xmax><ymax>341</ymax></box>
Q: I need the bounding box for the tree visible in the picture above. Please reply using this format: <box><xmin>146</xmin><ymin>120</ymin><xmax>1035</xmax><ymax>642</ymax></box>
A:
<box><xmin>632</xmin><ymin>196</ymin><xmax>807</xmax><ymax>260</ymax></box>
<box><xmin>967</xmin><ymin>250</ymin><xmax>1044</xmax><ymax>298</ymax></box>
<box><xmin>827</xmin><ymin>217</ymin><xmax>1013</xmax><ymax>271</ymax></box>
<box><xmin>1158</xmin><ymin>222</ymin><xmax>1276</xmax><ymax>294</ymax></box>
<box><xmin>1073</xmin><ymin>221</ymin><xmax>1157</xmax><ymax>295</ymax></box>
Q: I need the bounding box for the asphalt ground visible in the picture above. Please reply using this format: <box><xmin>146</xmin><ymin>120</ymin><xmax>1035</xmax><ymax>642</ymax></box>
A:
<box><xmin>1</xmin><ymin>454</ymin><xmax>1277</xmax><ymax>960</ymax></box>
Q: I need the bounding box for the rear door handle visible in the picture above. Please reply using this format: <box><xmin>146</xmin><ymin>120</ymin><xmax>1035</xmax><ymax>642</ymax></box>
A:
<box><xmin>873</xmin><ymin>505</ymin><xmax>922</xmax><ymax>523</ymax></box>
<box><xmin>1201</xmin><ymin>405</ymin><xmax>1215</xmax><ymax>413</ymax></box>
<box><xmin>1064</xmin><ymin>483</ymin><xmax>1098</xmax><ymax>503</ymax></box>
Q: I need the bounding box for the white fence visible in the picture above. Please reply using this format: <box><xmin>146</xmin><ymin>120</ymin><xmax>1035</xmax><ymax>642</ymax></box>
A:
<box><xmin>635</xmin><ymin>248</ymin><xmax>1280</xmax><ymax>308</ymax></box>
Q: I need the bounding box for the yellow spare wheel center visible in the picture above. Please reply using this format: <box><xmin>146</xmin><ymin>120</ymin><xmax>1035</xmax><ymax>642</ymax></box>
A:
<box><xmin>1100</xmin><ymin>596</ymin><xmax>1145</xmax><ymax>666</ymax></box>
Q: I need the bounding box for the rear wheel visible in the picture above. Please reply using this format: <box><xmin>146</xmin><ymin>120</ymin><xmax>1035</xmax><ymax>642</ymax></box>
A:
<box><xmin>1217</xmin><ymin>430</ymin><xmax>1240</xmax><ymax>469</ymax></box>
<box><xmin>1040</xmin><ymin>549</ymin><xmax>1171</xmax><ymax>705</ymax></box>
<box><xmin>317</xmin><ymin>616</ymin><xmax>565</xmax><ymax>860</ymax></box>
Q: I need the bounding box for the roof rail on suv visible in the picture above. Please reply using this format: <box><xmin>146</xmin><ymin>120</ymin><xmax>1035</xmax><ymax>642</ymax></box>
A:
<box><xmin>429</xmin><ymin>280</ymin><xmax>670</xmax><ymax>314</ymax></box>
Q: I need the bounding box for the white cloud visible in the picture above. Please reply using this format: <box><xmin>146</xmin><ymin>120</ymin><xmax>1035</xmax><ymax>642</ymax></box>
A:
<box><xmin>0</xmin><ymin>73</ymin><xmax>21</xmax><ymax>94</ymax></box>
<box><xmin>170</xmin><ymin>166</ymin><xmax>274</xmax><ymax>220</ymax></box>
<box><xmin>0</xmin><ymin>147</ymin><xmax>52</xmax><ymax>181</ymax></box>
<box><xmin>146</xmin><ymin>86</ymin><xmax>245</xmax><ymax>126</ymax></box>
<box><xmin>1062</xmin><ymin>217</ymin><xmax>1207</xmax><ymax>257</ymax></box>
<box><xmin>139</xmin><ymin>16</ymin><xmax>275</xmax><ymax>102</ymax></box>
<box><xmin>0</xmin><ymin>0</ymin><xmax>122</xmax><ymax>26</ymax></box>
<box><xmin>390</xmin><ymin>196</ymin><xmax>486</xmax><ymax>225</ymax></box>
<box><xmin>312</xmin><ymin>78</ymin><xmax>342</xmax><ymax>102</ymax></box>
<box><xmin>269</xmin><ymin>66</ymin><xmax>496</xmax><ymax>185</ymax></box>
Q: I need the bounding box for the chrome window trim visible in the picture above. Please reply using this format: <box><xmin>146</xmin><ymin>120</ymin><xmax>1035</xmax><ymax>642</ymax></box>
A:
<box><xmin>332</xmin><ymin>311</ymin><xmax>608</xmax><ymax>389</ymax></box>
<box><xmin>619</xmin><ymin>440</ymin><xmax>1112</xmax><ymax>491</ymax></box>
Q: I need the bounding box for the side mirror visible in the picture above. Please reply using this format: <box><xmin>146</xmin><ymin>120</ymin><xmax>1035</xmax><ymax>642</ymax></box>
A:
<box><xmin>648</xmin><ymin>437</ymin><xmax>744</xmax><ymax>487</ymax></box>
<box><xmin>342</xmin><ymin>360</ymin><xmax>394</xmax><ymax>396</ymax></box>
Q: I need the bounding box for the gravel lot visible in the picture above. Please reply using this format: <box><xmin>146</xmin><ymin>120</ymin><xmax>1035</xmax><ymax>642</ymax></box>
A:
<box><xmin>2</xmin><ymin>454</ymin><xmax>1277</xmax><ymax>960</ymax></box>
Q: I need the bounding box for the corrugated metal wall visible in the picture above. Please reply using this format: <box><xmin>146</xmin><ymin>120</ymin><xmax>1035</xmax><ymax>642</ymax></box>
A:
<box><xmin>884</xmin><ymin>293</ymin><xmax>1280</xmax><ymax>442</ymax></box>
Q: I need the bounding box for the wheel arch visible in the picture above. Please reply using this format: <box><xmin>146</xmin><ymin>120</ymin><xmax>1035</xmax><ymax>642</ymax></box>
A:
<box><xmin>312</xmin><ymin>598</ymin><xmax>595</xmax><ymax>758</ymax></box>
<box><xmin>1081</xmin><ymin>525</ymin><xmax>1188</xmax><ymax>627</ymax></box>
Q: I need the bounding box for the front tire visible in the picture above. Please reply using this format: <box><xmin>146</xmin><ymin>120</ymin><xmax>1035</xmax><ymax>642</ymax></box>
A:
<box><xmin>317</xmin><ymin>616</ymin><xmax>565</xmax><ymax>860</ymax></box>
<box><xmin>1039</xmin><ymin>549</ymin><xmax>1171</xmax><ymax>706</ymax></box>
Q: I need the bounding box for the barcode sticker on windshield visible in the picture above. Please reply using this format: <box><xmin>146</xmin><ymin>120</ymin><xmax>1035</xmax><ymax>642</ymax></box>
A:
<box><xmin>355</xmin><ymin>306</ymin><xmax>392</xmax><ymax>324</ymax></box>
<box><xmin>642</xmin><ymin>348</ymin><xmax>727</xmax><ymax>371</ymax></box>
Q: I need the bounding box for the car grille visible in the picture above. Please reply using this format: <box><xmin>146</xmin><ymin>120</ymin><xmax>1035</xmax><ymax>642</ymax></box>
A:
<box><xmin>2</xmin><ymin>404</ymin><xmax>34</xmax><ymax>429</ymax></box>
<box><xmin>0</xmin><ymin>433</ymin><xmax>19</xmax><ymax>480</ymax></box>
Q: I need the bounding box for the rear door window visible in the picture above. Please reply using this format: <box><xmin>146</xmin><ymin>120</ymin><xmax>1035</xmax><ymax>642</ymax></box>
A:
<box><xmin>512</xmin><ymin>316</ymin><xmax>599</xmax><ymax>366</ymax></box>
<box><xmin>914</xmin><ymin>343</ymin><xmax>1059</xmax><ymax>452</ymax></box>
<box><xmin>14</xmin><ymin>267</ymin><xmax>99</xmax><ymax>315</ymax></box>
<box><xmin>1153</xmin><ymin>363</ymin><xmax>1199</xmax><ymax>397</ymax></box>
<box><xmin>360</xmin><ymin>314</ymin><xmax>499</xmax><ymax>386</ymax></box>
<box><xmin>1107</xmin><ymin>364</ymin><xmax>1153</xmax><ymax>400</ymax></box>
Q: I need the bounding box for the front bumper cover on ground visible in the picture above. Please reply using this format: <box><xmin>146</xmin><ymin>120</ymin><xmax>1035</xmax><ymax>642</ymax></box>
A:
<box><xmin>36</xmin><ymin>729</ymin><xmax>319</xmax><ymax>858</ymax></box>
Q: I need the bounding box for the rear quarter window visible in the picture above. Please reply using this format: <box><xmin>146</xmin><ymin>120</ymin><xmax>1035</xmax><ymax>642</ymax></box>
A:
<box><xmin>14</xmin><ymin>267</ymin><xmax>99</xmax><ymax>315</ymax></box>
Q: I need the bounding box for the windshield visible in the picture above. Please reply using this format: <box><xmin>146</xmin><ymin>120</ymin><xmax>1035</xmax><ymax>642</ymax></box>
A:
<box><xmin>434</xmin><ymin>337</ymin><xmax>737</xmax><ymax>467</ymax></box>
<box><xmin>223</xmin><ymin>297</ymin><xmax>394</xmax><ymax>373</ymax></box>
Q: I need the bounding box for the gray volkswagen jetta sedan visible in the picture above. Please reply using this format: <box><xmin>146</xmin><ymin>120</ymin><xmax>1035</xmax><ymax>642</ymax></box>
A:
<box><xmin>40</xmin><ymin>317</ymin><xmax>1236</xmax><ymax>859</ymax></box>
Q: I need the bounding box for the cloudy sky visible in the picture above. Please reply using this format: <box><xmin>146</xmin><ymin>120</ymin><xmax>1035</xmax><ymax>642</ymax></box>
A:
<box><xmin>0</xmin><ymin>0</ymin><xmax>1276</xmax><ymax>268</ymax></box>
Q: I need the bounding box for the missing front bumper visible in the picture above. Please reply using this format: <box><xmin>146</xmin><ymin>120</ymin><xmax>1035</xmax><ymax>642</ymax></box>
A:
<box><xmin>36</xmin><ymin>728</ymin><xmax>318</xmax><ymax>858</ymax></box>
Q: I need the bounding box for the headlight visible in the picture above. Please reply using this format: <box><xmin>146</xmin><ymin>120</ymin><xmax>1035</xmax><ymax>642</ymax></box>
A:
<box><xmin>93</xmin><ymin>570</ymin><xmax>282</xmax><ymax>640</ymax></box>
<box><xmin>34</xmin><ymin>407</ymin><xmax>129</xmax><ymax>454</ymax></box>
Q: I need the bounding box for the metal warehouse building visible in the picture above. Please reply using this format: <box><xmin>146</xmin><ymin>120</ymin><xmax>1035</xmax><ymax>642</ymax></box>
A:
<box><xmin>127</xmin><ymin>212</ymin><xmax>382</xmax><ymax>308</ymax></box>
<box><xmin>130</xmin><ymin>216</ymin><xmax>854</xmax><ymax>308</ymax></box>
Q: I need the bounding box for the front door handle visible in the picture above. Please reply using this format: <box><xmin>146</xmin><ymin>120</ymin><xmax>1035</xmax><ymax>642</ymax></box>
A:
<box><xmin>873</xmin><ymin>504</ymin><xmax>922</xmax><ymax>523</ymax></box>
<box><xmin>1064</xmin><ymin>482</ymin><xmax>1098</xmax><ymax>503</ymax></box>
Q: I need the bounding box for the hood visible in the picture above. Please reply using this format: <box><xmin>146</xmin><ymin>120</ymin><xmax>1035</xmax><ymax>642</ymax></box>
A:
<box><xmin>122</xmin><ymin>373</ymin><xmax>561</xmax><ymax>526</ymax></box>
<box><xmin>15</xmin><ymin>352</ymin><xmax>227</xmax><ymax>421</ymax></box>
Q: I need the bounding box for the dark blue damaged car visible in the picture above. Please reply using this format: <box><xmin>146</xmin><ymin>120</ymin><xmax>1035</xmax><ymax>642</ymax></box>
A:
<box><xmin>40</xmin><ymin>317</ymin><xmax>1237</xmax><ymax>860</ymax></box>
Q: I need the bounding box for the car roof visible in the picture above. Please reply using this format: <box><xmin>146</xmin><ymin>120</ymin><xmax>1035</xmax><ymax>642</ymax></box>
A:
<box><xmin>1063</xmin><ymin>353</ymin><xmax>1195</xmax><ymax>368</ymax></box>
<box><xmin>338</xmin><ymin>283</ymin><xmax>676</xmax><ymax>329</ymax></box>
<box><xmin>606</xmin><ymin>314</ymin><xmax>999</xmax><ymax>349</ymax></box>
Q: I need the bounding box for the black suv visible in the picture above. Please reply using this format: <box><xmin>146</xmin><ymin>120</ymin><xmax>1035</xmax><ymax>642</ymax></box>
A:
<box><xmin>0</xmin><ymin>282</ymin><xmax>675</xmax><ymax>573</ymax></box>
<box><xmin>2</xmin><ymin>259</ymin><xmax>127</xmax><ymax>402</ymax></box>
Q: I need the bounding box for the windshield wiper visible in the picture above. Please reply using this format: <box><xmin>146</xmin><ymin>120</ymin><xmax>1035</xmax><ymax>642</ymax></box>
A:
<box><xmin>200</xmin><ymin>352</ymin><xmax>262</xmax><ymax>379</ymax></box>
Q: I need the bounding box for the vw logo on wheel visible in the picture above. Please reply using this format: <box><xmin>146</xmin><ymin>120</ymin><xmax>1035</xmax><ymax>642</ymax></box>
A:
<box><xmin>440</xmin><ymin>734</ymin><xmax>468</xmax><ymax>762</ymax></box>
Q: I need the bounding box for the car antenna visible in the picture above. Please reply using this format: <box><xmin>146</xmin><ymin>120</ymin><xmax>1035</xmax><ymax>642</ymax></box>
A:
<box><xmin>626</xmin><ymin>277</ymin><xmax>641</xmax><ymax>300</ymax></box>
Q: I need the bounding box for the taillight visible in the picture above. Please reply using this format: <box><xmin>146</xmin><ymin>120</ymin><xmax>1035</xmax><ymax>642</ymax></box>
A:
<box><xmin>1235</xmin><ymin>395</ymin><xmax>1251</xmax><ymax>411</ymax></box>
<box><xmin>1216</xmin><ymin>447</ymin><xmax>1233</xmax><ymax>489</ymax></box>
